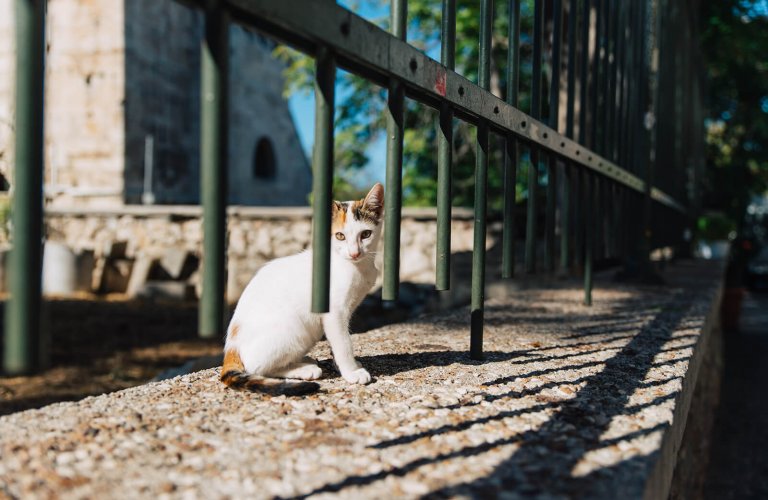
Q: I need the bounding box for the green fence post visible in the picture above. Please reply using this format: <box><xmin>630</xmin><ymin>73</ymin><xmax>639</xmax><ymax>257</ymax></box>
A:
<box><xmin>589</xmin><ymin>0</ymin><xmax>602</xmax><ymax>149</ymax></box>
<box><xmin>584</xmin><ymin>174</ymin><xmax>593</xmax><ymax>306</ymax></box>
<box><xmin>436</xmin><ymin>0</ymin><xmax>455</xmax><ymax>291</ymax></box>
<box><xmin>199</xmin><ymin>1</ymin><xmax>228</xmax><ymax>338</ymax></box>
<box><xmin>560</xmin><ymin>0</ymin><xmax>578</xmax><ymax>276</ymax></box>
<box><xmin>4</xmin><ymin>0</ymin><xmax>47</xmax><ymax>374</ymax></box>
<box><xmin>526</xmin><ymin>0</ymin><xmax>545</xmax><ymax>274</ymax></box>
<box><xmin>310</xmin><ymin>47</ymin><xmax>336</xmax><ymax>313</ymax></box>
<box><xmin>545</xmin><ymin>0</ymin><xmax>562</xmax><ymax>273</ymax></box>
<box><xmin>502</xmin><ymin>0</ymin><xmax>521</xmax><ymax>280</ymax></box>
<box><xmin>574</xmin><ymin>0</ymin><xmax>590</xmax><ymax>273</ymax></box>
<box><xmin>470</xmin><ymin>0</ymin><xmax>493</xmax><ymax>360</ymax></box>
<box><xmin>584</xmin><ymin>0</ymin><xmax>602</xmax><ymax>305</ymax></box>
<box><xmin>382</xmin><ymin>0</ymin><xmax>407</xmax><ymax>302</ymax></box>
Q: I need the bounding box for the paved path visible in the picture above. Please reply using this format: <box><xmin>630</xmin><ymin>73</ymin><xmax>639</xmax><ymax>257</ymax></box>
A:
<box><xmin>0</xmin><ymin>261</ymin><xmax>721</xmax><ymax>499</ymax></box>
<box><xmin>704</xmin><ymin>291</ymin><xmax>768</xmax><ymax>499</ymax></box>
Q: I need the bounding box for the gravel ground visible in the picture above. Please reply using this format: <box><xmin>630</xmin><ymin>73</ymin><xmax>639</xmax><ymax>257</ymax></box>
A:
<box><xmin>0</xmin><ymin>260</ymin><xmax>721</xmax><ymax>499</ymax></box>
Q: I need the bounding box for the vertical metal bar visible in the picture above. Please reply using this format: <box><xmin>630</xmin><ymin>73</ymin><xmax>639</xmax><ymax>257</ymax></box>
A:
<box><xmin>596</xmin><ymin>176</ymin><xmax>604</xmax><ymax>260</ymax></box>
<box><xmin>565</xmin><ymin>0</ymin><xmax>578</xmax><ymax>140</ymax></box>
<box><xmin>545</xmin><ymin>0</ymin><xmax>563</xmax><ymax>273</ymax></box>
<box><xmin>310</xmin><ymin>48</ymin><xmax>336</xmax><ymax>313</ymax></box>
<box><xmin>612</xmin><ymin>1</ymin><xmax>626</xmax><ymax>165</ymax></box>
<box><xmin>574</xmin><ymin>0</ymin><xmax>589</xmax><ymax>272</ymax></box>
<box><xmin>589</xmin><ymin>0</ymin><xmax>602</xmax><ymax>149</ymax></box>
<box><xmin>382</xmin><ymin>0</ymin><xmax>407</xmax><ymax>302</ymax></box>
<box><xmin>502</xmin><ymin>0</ymin><xmax>521</xmax><ymax>279</ymax></box>
<box><xmin>560</xmin><ymin>0</ymin><xmax>578</xmax><ymax>274</ymax></box>
<box><xmin>199</xmin><ymin>2</ymin><xmax>228</xmax><ymax>338</ymax></box>
<box><xmin>623</xmin><ymin>0</ymin><xmax>639</xmax><ymax>173</ymax></box>
<box><xmin>584</xmin><ymin>0</ymin><xmax>601</xmax><ymax>305</ymax></box>
<box><xmin>642</xmin><ymin>0</ymin><xmax>660</xmax><ymax>271</ymax></box>
<box><xmin>4</xmin><ymin>0</ymin><xmax>46</xmax><ymax>374</ymax></box>
<box><xmin>616</xmin><ymin>1</ymin><xmax>628</xmax><ymax>168</ymax></box>
<box><xmin>470</xmin><ymin>0</ymin><xmax>493</xmax><ymax>360</ymax></box>
<box><xmin>594</xmin><ymin>0</ymin><xmax>608</xmax><ymax>264</ymax></box>
<box><xmin>578</xmin><ymin>0</ymin><xmax>590</xmax><ymax>146</ymax></box>
<box><xmin>639</xmin><ymin>0</ymin><xmax>654</xmax><ymax>272</ymax></box>
<box><xmin>526</xmin><ymin>0</ymin><xmax>544</xmax><ymax>274</ymax></box>
<box><xmin>436</xmin><ymin>0</ymin><xmax>455</xmax><ymax>290</ymax></box>
<box><xmin>574</xmin><ymin>169</ymin><xmax>583</xmax><ymax>270</ymax></box>
<box><xmin>471</xmin><ymin>124</ymin><xmax>489</xmax><ymax>359</ymax></box>
<box><xmin>583</xmin><ymin>174</ymin><xmax>593</xmax><ymax>305</ymax></box>
<box><xmin>600</xmin><ymin>0</ymin><xmax>611</xmax><ymax>156</ymax></box>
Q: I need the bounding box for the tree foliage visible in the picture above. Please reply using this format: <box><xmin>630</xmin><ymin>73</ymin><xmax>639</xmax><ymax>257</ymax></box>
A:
<box><xmin>700</xmin><ymin>1</ymin><xmax>768</xmax><ymax>220</ymax></box>
<box><xmin>275</xmin><ymin>0</ymin><xmax>538</xmax><ymax>207</ymax></box>
<box><xmin>276</xmin><ymin>0</ymin><xmax>768</xmax><ymax>221</ymax></box>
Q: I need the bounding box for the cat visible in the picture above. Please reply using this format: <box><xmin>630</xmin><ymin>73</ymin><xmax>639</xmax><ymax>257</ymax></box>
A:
<box><xmin>220</xmin><ymin>183</ymin><xmax>384</xmax><ymax>395</ymax></box>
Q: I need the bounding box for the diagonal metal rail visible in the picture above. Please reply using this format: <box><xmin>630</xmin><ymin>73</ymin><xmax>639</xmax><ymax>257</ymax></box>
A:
<box><xmin>220</xmin><ymin>0</ymin><xmax>683</xmax><ymax>209</ymax></box>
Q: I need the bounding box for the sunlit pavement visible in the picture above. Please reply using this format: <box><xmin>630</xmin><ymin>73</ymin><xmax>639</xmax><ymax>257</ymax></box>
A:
<box><xmin>705</xmin><ymin>291</ymin><xmax>768</xmax><ymax>499</ymax></box>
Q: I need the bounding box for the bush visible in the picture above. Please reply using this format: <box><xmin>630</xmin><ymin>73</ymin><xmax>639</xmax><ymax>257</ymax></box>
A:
<box><xmin>697</xmin><ymin>212</ymin><xmax>736</xmax><ymax>241</ymax></box>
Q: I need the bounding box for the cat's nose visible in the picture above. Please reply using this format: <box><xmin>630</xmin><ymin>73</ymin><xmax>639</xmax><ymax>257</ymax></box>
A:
<box><xmin>349</xmin><ymin>249</ymin><xmax>361</xmax><ymax>260</ymax></box>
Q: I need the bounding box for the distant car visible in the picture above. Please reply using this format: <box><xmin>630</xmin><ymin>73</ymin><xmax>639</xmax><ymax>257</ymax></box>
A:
<box><xmin>746</xmin><ymin>246</ymin><xmax>768</xmax><ymax>291</ymax></box>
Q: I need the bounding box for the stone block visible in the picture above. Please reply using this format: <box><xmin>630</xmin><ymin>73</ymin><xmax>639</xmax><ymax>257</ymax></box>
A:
<box><xmin>159</xmin><ymin>248</ymin><xmax>190</xmax><ymax>279</ymax></box>
<box><xmin>136</xmin><ymin>281</ymin><xmax>196</xmax><ymax>301</ymax></box>
<box><xmin>101</xmin><ymin>258</ymin><xmax>133</xmax><ymax>294</ymax></box>
<box><xmin>125</xmin><ymin>254</ymin><xmax>156</xmax><ymax>297</ymax></box>
<box><xmin>105</xmin><ymin>240</ymin><xmax>128</xmax><ymax>259</ymax></box>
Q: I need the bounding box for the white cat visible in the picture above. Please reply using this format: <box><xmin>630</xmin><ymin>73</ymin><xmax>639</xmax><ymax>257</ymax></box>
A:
<box><xmin>221</xmin><ymin>183</ymin><xmax>384</xmax><ymax>395</ymax></box>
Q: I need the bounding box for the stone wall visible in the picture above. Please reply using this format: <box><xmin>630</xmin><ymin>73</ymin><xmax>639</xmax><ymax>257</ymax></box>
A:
<box><xmin>42</xmin><ymin>206</ymin><xmax>482</xmax><ymax>301</ymax></box>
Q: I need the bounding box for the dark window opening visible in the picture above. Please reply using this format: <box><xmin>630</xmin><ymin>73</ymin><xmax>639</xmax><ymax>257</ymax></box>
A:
<box><xmin>253</xmin><ymin>137</ymin><xmax>277</xmax><ymax>179</ymax></box>
<box><xmin>0</xmin><ymin>172</ymin><xmax>9</xmax><ymax>191</ymax></box>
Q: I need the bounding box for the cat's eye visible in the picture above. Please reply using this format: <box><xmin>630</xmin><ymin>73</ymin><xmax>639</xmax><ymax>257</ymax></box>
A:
<box><xmin>360</xmin><ymin>230</ymin><xmax>373</xmax><ymax>240</ymax></box>
<box><xmin>335</xmin><ymin>232</ymin><xmax>346</xmax><ymax>241</ymax></box>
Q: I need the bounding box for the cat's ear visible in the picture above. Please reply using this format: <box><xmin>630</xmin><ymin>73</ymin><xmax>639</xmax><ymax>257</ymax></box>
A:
<box><xmin>363</xmin><ymin>183</ymin><xmax>384</xmax><ymax>217</ymax></box>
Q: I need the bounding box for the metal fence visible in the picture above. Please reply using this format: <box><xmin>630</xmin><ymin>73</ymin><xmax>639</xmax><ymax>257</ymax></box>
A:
<box><xmin>3</xmin><ymin>0</ymin><xmax>703</xmax><ymax>374</ymax></box>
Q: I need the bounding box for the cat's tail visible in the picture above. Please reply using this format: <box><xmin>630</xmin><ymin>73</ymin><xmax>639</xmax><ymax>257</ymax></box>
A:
<box><xmin>220</xmin><ymin>349</ymin><xmax>319</xmax><ymax>396</ymax></box>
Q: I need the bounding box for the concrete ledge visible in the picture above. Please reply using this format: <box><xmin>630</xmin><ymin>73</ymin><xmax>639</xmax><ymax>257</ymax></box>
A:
<box><xmin>0</xmin><ymin>260</ymin><xmax>723</xmax><ymax>498</ymax></box>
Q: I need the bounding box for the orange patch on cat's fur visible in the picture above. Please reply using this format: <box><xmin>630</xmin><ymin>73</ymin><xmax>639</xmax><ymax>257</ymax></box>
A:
<box><xmin>229</xmin><ymin>324</ymin><xmax>240</xmax><ymax>341</ymax></box>
<box><xmin>332</xmin><ymin>202</ymin><xmax>347</xmax><ymax>233</ymax></box>
<box><xmin>222</xmin><ymin>348</ymin><xmax>244</xmax><ymax>373</ymax></box>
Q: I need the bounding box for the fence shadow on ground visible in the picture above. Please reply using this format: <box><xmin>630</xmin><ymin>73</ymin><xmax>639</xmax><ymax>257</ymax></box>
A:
<box><xmin>277</xmin><ymin>284</ymin><xmax>699</xmax><ymax>499</ymax></box>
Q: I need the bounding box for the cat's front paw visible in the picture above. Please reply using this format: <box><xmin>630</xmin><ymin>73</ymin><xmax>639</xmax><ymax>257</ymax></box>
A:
<box><xmin>294</xmin><ymin>364</ymin><xmax>323</xmax><ymax>380</ymax></box>
<box><xmin>342</xmin><ymin>367</ymin><xmax>372</xmax><ymax>385</ymax></box>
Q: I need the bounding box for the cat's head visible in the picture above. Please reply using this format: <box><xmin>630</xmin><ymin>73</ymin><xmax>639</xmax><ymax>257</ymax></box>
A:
<box><xmin>331</xmin><ymin>183</ymin><xmax>384</xmax><ymax>263</ymax></box>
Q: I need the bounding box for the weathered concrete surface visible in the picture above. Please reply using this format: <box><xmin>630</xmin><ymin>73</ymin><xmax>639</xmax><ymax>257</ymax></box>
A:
<box><xmin>0</xmin><ymin>260</ymin><xmax>722</xmax><ymax>499</ymax></box>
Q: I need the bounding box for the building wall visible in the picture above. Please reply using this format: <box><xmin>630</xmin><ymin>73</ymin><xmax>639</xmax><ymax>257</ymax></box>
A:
<box><xmin>0</xmin><ymin>0</ymin><xmax>14</xmax><ymax>187</ymax></box>
<box><xmin>1</xmin><ymin>0</ymin><xmax>311</xmax><ymax>208</ymax></box>
<box><xmin>123</xmin><ymin>0</ymin><xmax>202</xmax><ymax>204</ymax></box>
<box><xmin>123</xmin><ymin>0</ymin><xmax>311</xmax><ymax>206</ymax></box>
<box><xmin>44</xmin><ymin>0</ymin><xmax>127</xmax><ymax>208</ymax></box>
<box><xmin>1</xmin><ymin>0</ymin><xmax>128</xmax><ymax>207</ymax></box>
<box><xmin>227</xmin><ymin>28</ymin><xmax>312</xmax><ymax>206</ymax></box>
